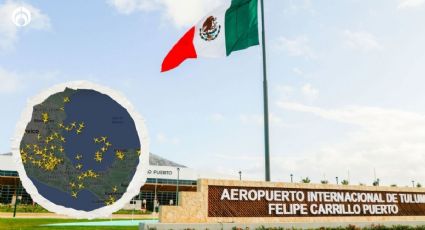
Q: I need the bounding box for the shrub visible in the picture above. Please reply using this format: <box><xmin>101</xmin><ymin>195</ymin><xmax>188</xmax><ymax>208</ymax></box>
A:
<box><xmin>341</xmin><ymin>180</ymin><xmax>349</xmax><ymax>185</ymax></box>
<box><xmin>301</xmin><ymin>177</ymin><xmax>311</xmax><ymax>183</ymax></box>
<box><xmin>321</xmin><ymin>180</ymin><xmax>329</xmax><ymax>184</ymax></box>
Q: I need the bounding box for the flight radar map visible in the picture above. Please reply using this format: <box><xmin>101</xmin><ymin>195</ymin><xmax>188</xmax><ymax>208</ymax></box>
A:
<box><xmin>18</xmin><ymin>87</ymin><xmax>142</xmax><ymax>212</ymax></box>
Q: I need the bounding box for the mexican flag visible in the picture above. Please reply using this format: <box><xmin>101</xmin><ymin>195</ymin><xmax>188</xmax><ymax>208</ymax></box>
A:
<box><xmin>161</xmin><ymin>0</ymin><xmax>260</xmax><ymax>72</ymax></box>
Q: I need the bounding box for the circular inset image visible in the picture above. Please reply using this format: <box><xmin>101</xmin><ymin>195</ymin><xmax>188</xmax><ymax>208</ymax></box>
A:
<box><xmin>12</xmin><ymin>81</ymin><xmax>149</xmax><ymax>218</ymax></box>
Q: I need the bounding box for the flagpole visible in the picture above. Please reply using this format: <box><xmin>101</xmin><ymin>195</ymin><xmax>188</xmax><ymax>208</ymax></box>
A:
<box><xmin>260</xmin><ymin>0</ymin><xmax>270</xmax><ymax>182</ymax></box>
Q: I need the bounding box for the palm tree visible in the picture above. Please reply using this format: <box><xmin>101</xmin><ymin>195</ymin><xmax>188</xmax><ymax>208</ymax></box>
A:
<box><xmin>301</xmin><ymin>177</ymin><xmax>311</xmax><ymax>183</ymax></box>
<box><xmin>320</xmin><ymin>180</ymin><xmax>328</xmax><ymax>184</ymax></box>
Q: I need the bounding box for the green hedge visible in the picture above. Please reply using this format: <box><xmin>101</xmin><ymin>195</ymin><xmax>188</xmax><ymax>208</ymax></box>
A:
<box><xmin>0</xmin><ymin>204</ymin><xmax>50</xmax><ymax>213</ymax></box>
<box><xmin>0</xmin><ymin>204</ymin><xmax>151</xmax><ymax>214</ymax></box>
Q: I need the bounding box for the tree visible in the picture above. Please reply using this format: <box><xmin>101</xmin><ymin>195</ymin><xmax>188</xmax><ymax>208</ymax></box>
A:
<box><xmin>373</xmin><ymin>179</ymin><xmax>380</xmax><ymax>186</ymax></box>
<box><xmin>417</xmin><ymin>183</ymin><xmax>422</xmax><ymax>188</ymax></box>
<box><xmin>320</xmin><ymin>180</ymin><xmax>329</xmax><ymax>184</ymax></box>
<box><xmin>341</xmin><ymin>180</ymin><xmax>349</xmax><ymax>185</ymax></box>
<box><xmin>301</xmin><ymin>177</ymin><xmax>311</xmax><ymax>183</ymax></box>
<box><xmin>390</xmin><ymin>184</ymin><xmax>397</xmax><ymax>187</ymax></box>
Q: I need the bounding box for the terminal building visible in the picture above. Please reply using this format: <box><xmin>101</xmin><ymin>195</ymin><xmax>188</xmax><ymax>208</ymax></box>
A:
<box><xmin>0</xmin><ymin>152</ymin><xmax>224</xmax><ymax>211</ymax></box>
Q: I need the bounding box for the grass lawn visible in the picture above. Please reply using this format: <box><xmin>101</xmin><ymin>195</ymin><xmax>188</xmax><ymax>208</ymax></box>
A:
<box><xmin>0</xmin><ymin>205</ymin><xmax>151</xmax><ymax>215</ymax></box>
<box><xmin>0</xmin><ymin>218</ymin><xmax>141</xmax><ymax>230</ymax></box>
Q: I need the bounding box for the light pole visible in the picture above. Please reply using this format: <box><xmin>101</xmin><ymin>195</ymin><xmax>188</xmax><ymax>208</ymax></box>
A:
<box><xmin>290</xmin><ymin>174</ymin><xmax>293</xmax><ymax>183</ymax></box>
<box><xmin>336</xmin><ymin>177</ymin><xmax>339</xmax><ymax>185</ymax></box>
<box><xmin>412</xmin><ymin>180</ymin><xmax>415</xmax><ymax>188</ymax></box>
<box><xmin>176</xmin><ymin>167</ymin><xmax>180</xmax><ymax>206</ymax></box>
<box><xmin>13</xmin><ymin>180</ymin><xmax>22</xmax><ymax>218</ymax></box>
<box><xmin>154</xmin><ymin>171</ymin><xmax>158</xmax><ymax>213</ymax></box>
<box><xmin>238</xmin><ymin>171</ymin><xmax>242</xmax><ymax>181</ymax></box>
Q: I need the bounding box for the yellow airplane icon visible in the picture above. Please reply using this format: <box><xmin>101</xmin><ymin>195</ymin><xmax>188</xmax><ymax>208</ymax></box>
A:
<box><xmin>101</xmin><ymin>136</ymin><xmax>107</xmax><ymax>142</ymax></box>
<box><xmin>115</xmin><ymin>150</ymin><xmax>125</xmax><ymax>160</ymax></box>
<box><xmin>42</xmin><ymin>112</ymin><xmax>49</xmax><ymax>123</ymax></box>
<box><xmin>105</xmin><ymin>142</ymin><xmax>112</xmax><ymax>147</ymax></box>
<box><xmin>71</xmin><ymin>191</ymin><xmax>78</xmax><ymax>198</ymax></box>
<box><xmin>69</xmin><ymin>182</ymin><xmax>76</xmax><ymax>188</ymax></box>
<box><xmin>76</xmin><ymin>129</ymin><xmax>82</xmax><ymax>134</ymax></box>
<box><xmin>79</xmin><ymin>122</ymin><xmax>85</xmax><ymax>128</ymax></box>
<box><xmin>112</xmin><ymin>186</ymin><xmax>118</xmax><ymax>193</ymax></box>
<box><xmin>94</xmin><ymin>137</ymin><xmax>100</xmax><ymax>143</ymax></box>
<box><xmin>63</xmin><ymin>97</ymin><xmax>70</xmax><ymax>103</ymax></box>
<box><xmin>75</xmin><ymin>154</ymin><xmax>82</xmax><ymax>160</ymax></box>
<box><xmin>78</xmin><ymin>183</ymin><xmax>84</xmax><ymax>189</ymax></box>
<box><xmin>94</xmin><ymin>152</ymin><xmax>103</xmax><ymax>162</ymax></box>
<box><xmin>76</xmin><ymin>164</ymin><xmax>83</xmax><ymax>170</ymax></box>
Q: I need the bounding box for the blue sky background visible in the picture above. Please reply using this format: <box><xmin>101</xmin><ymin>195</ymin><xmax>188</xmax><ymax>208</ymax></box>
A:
<box><xmin>2</xmin><ymin>0</ymin><xmax>425</xmax><ymax>186</ymax></box>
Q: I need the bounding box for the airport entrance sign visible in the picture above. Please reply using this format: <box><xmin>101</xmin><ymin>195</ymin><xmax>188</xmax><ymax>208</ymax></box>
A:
<box><xmin>160</xmin><ymin>179</ymin><xmax>425</xmax><ymax>224</ymax></box>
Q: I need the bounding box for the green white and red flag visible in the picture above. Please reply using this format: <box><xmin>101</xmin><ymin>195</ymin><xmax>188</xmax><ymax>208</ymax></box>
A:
<box><xmin>161</xmin><ymin>0</ymin><xmax>260</xmax><ymax>72</ymax></box>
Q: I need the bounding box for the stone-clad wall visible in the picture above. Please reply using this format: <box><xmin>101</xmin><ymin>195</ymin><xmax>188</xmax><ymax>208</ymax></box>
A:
<box><xmin>159</xmin><ymin>179</ymin><xmax>425</xmax><ymax>223</ymax></box>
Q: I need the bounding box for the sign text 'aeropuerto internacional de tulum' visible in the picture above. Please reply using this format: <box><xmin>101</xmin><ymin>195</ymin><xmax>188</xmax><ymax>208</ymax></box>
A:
<box><xmin>208</xmin><ymin>186</ymin><xmax>425</xmax><ymax>217</ymax></box>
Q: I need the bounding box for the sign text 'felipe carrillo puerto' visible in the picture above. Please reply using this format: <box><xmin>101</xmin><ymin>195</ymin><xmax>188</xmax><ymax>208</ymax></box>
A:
<box><xmin>209</xmin><ymin>186</ymin><xmax>425</xmax><ymax>217</ymax></box>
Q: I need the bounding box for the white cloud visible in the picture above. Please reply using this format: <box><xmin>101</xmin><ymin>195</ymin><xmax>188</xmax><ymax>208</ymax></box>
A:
<box><xmin>292</xmin><ymin>67</ymin><xmax>304</xmax><ymax>76</ymax></box>
<box><xmin>0</xmin><ymin>66</ymin><xmax>59</xmax><ymax>94</ymax></box>
<box><xmin>343</xmin><ymin>30</ymin><xmax>382</xmax><ymax>52</ymax></box>
<box><xmin>275</xmin><ymin>84</ymin><xmax>318</xmax><ymax>100</ymax></box>
<box><xmin>398</xmin><ymin>0</ymin><xmax>425</xmax><ymax>9</ymax></box>
<box><xmin>208</xmin><ymin>113</ymin><xmax>224</xmax><ymax>122</ymax></box>
<box><xmin>107</xmin><ymin>0</ymin><xmax>157</xmax><ymax>14</ymax></box>
<box><xmin>0</xmin><ymin>0</ymin><xmax>50</xmax><ymax>52</ymax></box>
<box><xmin>283</xmin><ymin>0</ymin><xmax>315</xmax><ymax>15</ymax></box>
<box><xmin>275</xmin><ymin>36</ymin><xmax>315</xmax><ymax>59</ymax></box>
<box><xmin>301</xmin><ymin>83</ymin><xmax>319</xmax><ymax>99</ymax></box>
<box><xmin>156</xmin><ymin>132</ymin><xmax>180</xmax><ymax>145</ymax></box>
<box><xmin>240</xmin><ymin>113</ymin><xmax>284</xmax><ymax>127</ymax></box>
<box><xmin>275</xmin><ymin>101</ymin><xmax>425</xmax><ymax>186</ymax></box>
<box><xmin>0</xmin><ymin>67</ymin><xmax>20</xmax><ymax>93</ymax></box>
<box><xmin>275</xmin><ymin>84</ymin><xmax>294</xmax><ymax>98</ymax></box>
<box><xmin>108</xmin><ymin>0</ymin><xmax>224</xmax><ymax>28</ymax></box>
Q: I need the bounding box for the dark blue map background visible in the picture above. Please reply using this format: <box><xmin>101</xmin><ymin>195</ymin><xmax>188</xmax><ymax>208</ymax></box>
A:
<box><xmin>26</xmin><ymin>89</ymin><xmax>141</xmax><ymax>211</ymax></box>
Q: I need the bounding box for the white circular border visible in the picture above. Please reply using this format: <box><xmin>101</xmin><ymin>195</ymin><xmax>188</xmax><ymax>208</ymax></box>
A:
<box><xmin>11</xmin><ymin>81</ymin><xmax>150</xmax><ymax>219</ymax></box>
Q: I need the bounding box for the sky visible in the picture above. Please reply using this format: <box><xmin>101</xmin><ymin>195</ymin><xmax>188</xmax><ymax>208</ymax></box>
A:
<box><xmin>1</xmin><ymin>0</ymin><xmax>425</xmax><ymax>187</ymax></box>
